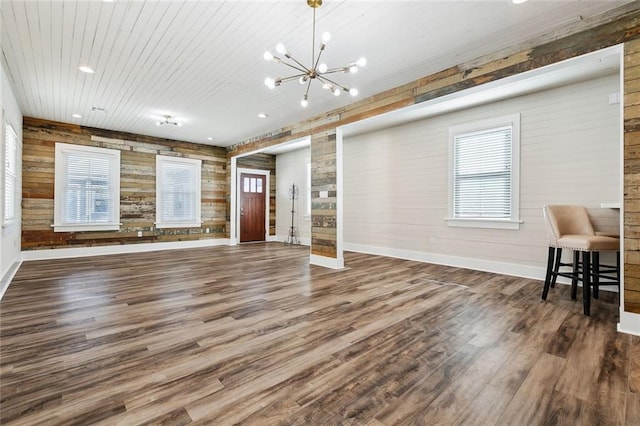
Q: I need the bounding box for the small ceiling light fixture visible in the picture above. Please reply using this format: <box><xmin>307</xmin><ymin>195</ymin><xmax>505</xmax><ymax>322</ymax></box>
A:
<box><xmin>78</xmin><ymin>65</ymin><xmax>95</xmax><ymax>74</ymax></box>
<box><xmin>71</xmin><ymin>114</ymin><xmax>82</xmax><ymax>118</ymax></box>
<box><xmin>264</xmin><ymin>0</ymin><xmax>365</xmax><ymax>108</ymax></box>
<box><xmin>207</xmin><ymin>137</ymin><xmax>214</xmax><ymax>141</ymax></box>
<box><xmin>257</xmin><ymin>113</ymin><xmax>268</xmax><ymax>118</ymax></box>
<box><xmin>511</xmin><ymin>0</ymin><xmax>528</xmax><ymax>4</ymax></box>
<box><xmin>156</xmin><ymin>115</ymin><xmax>182</xmax><ymax>126</ymax></box>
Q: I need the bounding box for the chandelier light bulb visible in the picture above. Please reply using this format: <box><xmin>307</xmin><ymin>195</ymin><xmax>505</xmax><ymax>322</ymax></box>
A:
<box><xmin>333</xmin><ymin>88</ymin><xmax>340</xmax><ymax>96</ymax></box>
<box><xmin>349</xmin><ymin>65</ymin><xmax>358</xmax><ymax>74</ymax></box>
<box><xmin>318</xmin><ymin>63</ymin><xmax>328</xmax><ymax>73</ymax></box>
<box><xmin>301</xmin><ymin>97</ymin><xmax>309</xmax><ymax>107</ymax></box>
<box><xmin>349</xmin><ymin>88</ymin><xmax>358</xmax><ymax>96</ymax></box>
<box><xmin>356</xmin><ymin>57</ymin><xmax>367</xmax><ymax>67</ymax></box>
<box><xmin>265</xmin><ymin>77</ymin><xmax>276</xmax><ymax>89</ymax></box>
<box><xmin>299</xmin><ymin>76</ymin><xmax>307</xmax><ymax>84</ymax></box>
<box><xmin>264</xmin><ymin>51</ymin><xmax>274</xmax><ymax>61</ymax></box>
<box><xmin>322</xmin><ymin>83</ymin><xmax>332</xmax><ymax>90</ymax></box>
<box><xmin>276</xmin><ymin>43</ymin><xmax>287</xmax><ymax>55</ymax></box>
<box><xmin>322</xmin><ymin>32</ymin><xmax>331</xmax><ymax>43</ymax></box>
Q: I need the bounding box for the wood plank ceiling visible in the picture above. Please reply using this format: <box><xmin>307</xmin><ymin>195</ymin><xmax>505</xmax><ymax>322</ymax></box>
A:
<box><xmin>0</xmin><ymin>0</ymin><xmax>635</xmax><ymax>147</ymax></box>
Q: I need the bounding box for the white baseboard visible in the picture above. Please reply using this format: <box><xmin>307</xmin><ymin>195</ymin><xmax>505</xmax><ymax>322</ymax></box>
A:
<box><xmin>0</xmin><ymin>260</ymin><xmax>22</xmax><ymax>300</ymax></box>
<box><xmin>344</xmin><ymin>242</ymin><xmax>545</xmax><ymax>280</ymax></box>
<box><xmin>310</xmin><ymin>254</ymin><xmax>344</xmax><ymax>269</ymax></box>
<box><xmin>618</xmin><ymin>310</ymin><xmax>640</xmax><ymax>336</ymax></box>
<box><xmin>22</xmin><ymin>238</ymin><xmax>232</xmax><ymax>261</ymax></box>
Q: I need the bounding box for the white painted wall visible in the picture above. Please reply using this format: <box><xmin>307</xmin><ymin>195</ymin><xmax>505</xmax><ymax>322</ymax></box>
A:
<box><xmin>276</xmin><ymin>148</ymin><xmax>311</xmax><ymax>245</ymax></box>
<box><xmin>1</xmin><ymin>61</ymin><xmax>23</xmax><ymax>297</ymax></box>
<box><xmin>344</xmin><ymin>73</ymin><xmax>620</xmax><ymax>279</ymax></box>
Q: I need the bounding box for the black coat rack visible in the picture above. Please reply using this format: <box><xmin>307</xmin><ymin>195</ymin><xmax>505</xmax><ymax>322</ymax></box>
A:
<box><xmin>287</xmin><ymin>183</ymin><xmax>299</xmax><ymax>245</ymax></box>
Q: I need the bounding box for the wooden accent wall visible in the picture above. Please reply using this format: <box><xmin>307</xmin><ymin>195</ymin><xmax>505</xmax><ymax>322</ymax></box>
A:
<box><xmin>310</xmin><ymin>132</ymin><xmax>337</xmax><ymax>258</ymax></box>
<box><xmin>22</xmin><ymin>118</ymin><xmax>227</xmax><ymax>250</ymax></box>
<box><xmin>226</xmin><ymin>8</ymin><xmax>640</xmax><ymax>312</ymax></box>
<box><xmin>236</xmin><ymin>153</ymin><xmax>276</xmax><ymax>236</ymax></box>
<box><xmin>625</xmin><ymin>39</ymin><xmax>640</xmax><ymax>314</ymax></box>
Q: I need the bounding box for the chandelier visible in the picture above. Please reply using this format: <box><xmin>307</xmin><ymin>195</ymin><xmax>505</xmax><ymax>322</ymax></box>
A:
<box><xmin>263</xmin><ymin>0</ymin><xmax>366</xmax><ymax>108</ymax></box>
<box><xmin>156</xmin><ymin>115</ymin><xmax>182</xmax><ymax>126</ymax></box>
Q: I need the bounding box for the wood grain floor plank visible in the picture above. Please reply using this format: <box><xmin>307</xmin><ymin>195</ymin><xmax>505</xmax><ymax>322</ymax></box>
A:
<box><xmin>1</xmin><ymin>243</ymin><xmax>638</xmax><ymax>425</ymax></box>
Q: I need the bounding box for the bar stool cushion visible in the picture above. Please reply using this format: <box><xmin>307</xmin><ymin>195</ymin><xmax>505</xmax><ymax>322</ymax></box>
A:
<box><xmin>557</xmin><ymin>234</ymin><xmax>620</xmax><ymax>252</ymax></box>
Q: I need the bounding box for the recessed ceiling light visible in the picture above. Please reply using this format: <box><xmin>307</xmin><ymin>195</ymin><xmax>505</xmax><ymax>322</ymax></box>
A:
<box><xmin>71</xmin><ymin>114</ymin><xmax>82</xmax><ymax>118</ymax></box>
<box><xmin>207</xmin><ymin>137</ymin><xmax>214</xmax><ymax>141</ymax></box>
<box><xmin>257</xmin><ymin>113</ymin><xmax>268</xmax><ymax>118</ymax></box>
<box><xmin>511</xmin><ymin>0</ymin><xmax>528</xmax><ymax>3</ymax></box>
<box><xmin>78</xmin><ymin>65</ymin><xmax>95</xmax><ymax>74</ymax></box>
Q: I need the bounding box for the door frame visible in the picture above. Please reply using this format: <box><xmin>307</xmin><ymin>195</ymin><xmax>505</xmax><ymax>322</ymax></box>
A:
<box><xmin>235</xmin><ymin>167</ymin><xmax>270</xmax><ymax>244</ymax></box>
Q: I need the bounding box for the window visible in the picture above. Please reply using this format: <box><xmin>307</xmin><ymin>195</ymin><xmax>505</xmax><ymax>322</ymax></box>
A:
<box><xmin>156</xmin><ymin>155</ymin><xmax>201</xmax><ymax>228</ymax></box>
<box><xmin>3</xmin><ymin>123</ymin><xmax>17</xmax><ymax>225</ymax></box>
<box><xmin>447</xmin><ymin>114</ymin><xmax>521</xmax><ymax>229</ymax></box>
<box><xmin>54</xmin><ymin>143</ymin><xmax>121</xmax><ymax>232</ymax></box>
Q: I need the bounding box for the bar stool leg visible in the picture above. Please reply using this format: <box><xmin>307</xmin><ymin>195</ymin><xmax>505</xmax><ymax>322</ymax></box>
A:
<box><xmin>542</xmin><ymin>246</ymin><xmax>555</xmax><ymax>300</ymax></box>
<box><xmin>571</xmin><ymin>250</ymin><xmax>579</xmax><ymax>300</ymax></box>
<box><xmin>551</xmin><ymin>248</ymin><xmax>562</xmax><ymax>288</ymax></box>
<box><xmin>583</xmin><ymin>251</ymin><xmax>591</xmax><ymax>316</ymax></box>
<box><xmin>592</xmin><ymin>251</ymin><xmax>600</xmax><ymax>300</ymax></box>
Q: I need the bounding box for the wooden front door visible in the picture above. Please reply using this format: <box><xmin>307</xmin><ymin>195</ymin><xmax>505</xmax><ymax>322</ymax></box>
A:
<box><xmin>240</xmin><ymin>173</ymin><xmax>266</xmax><ymax>242</ymax></box>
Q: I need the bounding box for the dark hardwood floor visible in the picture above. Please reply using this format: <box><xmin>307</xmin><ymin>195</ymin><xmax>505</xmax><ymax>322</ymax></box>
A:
<box><xmin>1</xmin><ymin>243</ymin><xmax>638</xmax><ymax>425</ymax></box>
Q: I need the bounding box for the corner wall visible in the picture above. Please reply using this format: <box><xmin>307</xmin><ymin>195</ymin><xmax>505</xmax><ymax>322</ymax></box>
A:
<box><xmin>0</xmin><ymin>61</ymin><xmax>23</xmax><ymax>295</ymax></box>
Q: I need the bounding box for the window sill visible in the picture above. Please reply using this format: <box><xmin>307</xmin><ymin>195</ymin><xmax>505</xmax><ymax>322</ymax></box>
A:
<box><xmin>445</xmin><ymin>217</ymin><xmax>522</xmax><ymax>230</ymax></box>
<box><xmin>53</xmin><ymin>223</ymin><xmax>121</xmax><ymax>232</ymax></box>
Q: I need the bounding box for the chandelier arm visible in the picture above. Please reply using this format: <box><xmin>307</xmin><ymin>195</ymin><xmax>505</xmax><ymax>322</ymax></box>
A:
<box><xmin>279</xmin><ymin>60</ymin><xmax>310</xmax><ymax>75</ymax></box>
<box><xmin>279</xmin><ymin>73</ymin><xmax>309</xmax><ymax>84</ymax></box>
<box><xmin>304</xmin><ymin>78</ymin><xmax>313</xmax><ymax>98</ymax></box>
<box><xmin>317</xmin><ymin>75</ymin><xmax>350</xmax><ymax>91</ymax></box>
<box><xmin>312</xmin><ymin>44</ymin><xmax>327</xmax><ymax>73</ymax></box>
<box><xmin>283</xmin><ymin>54</ymin><xmax>312</xmax><ymax>74</ymax></box>
<box><xmin>322</xmin><ymin>67</ymin><xmax>349</xmax><ymax>75</ymax></box>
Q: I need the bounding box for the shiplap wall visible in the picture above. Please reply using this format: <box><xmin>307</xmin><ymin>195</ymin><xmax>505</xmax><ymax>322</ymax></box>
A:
<box><xmin>343</xmin><ymin>73</ymin><xmax>620</xmax><ymax>276</ymax></box>
<box><xmin>275</xmin><ymin>148</ymin><xmax>311</xmax><ymax>244</ymax></box>
<box><xmin>22</xmin><ymin>118</ymin><xmax>228</xmax><ymax>250</ymax></box>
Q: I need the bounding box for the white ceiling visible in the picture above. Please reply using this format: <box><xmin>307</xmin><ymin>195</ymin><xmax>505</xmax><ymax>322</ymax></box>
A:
<box><xmin>0</xmin><ymin>0</ymin><xmax>636</xmax><ymax>148</ymax></box>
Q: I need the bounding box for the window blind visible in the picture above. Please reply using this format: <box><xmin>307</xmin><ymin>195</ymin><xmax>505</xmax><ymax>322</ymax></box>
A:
<box><xmin>4</xmin><ymin>124</ymin><xmax>17</xmax><ymax>224</ymax></box>
<box><xmin>156</xmin><ymin>156</ymin><xmax>201</xmax><ymax>227</ymax></box>
<box><xmin>54</xmin><ymin>143</ymin><xmax>120</xmax><ymax>232</ymax></box>
<box><xmin>453</xmin><ymin>125</ymin><xmax>512</xmax><ymax>219</ymax></box>
<box><xmin>159</xmin><ymin>162</ymin><xmax>197</xmax><ymax>222</ymax></box>
<box><xmin>63</xmin><ymin>153</ymin><xmax>114</xmax><ymax>224</ymax></box>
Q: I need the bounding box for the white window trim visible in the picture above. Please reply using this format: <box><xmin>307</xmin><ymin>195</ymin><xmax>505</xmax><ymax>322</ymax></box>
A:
<box><xmin>446</xmin><ymin>113</ymin><xmax>522</xmax><ymax>230</ymax></box>
<box><xmin>3</xmin><ymin>123</ymin><xmax>17</xmax><ymax>226</ymax></box>
<box><xmin>54</xmin><ymin>143</ymin><xmax>121</xmax><ymax>232</ymax></box>
<box><xmin>155</xmin><ymin>155</ymin><xmax>202</xmax><ymax>229</ymax></box>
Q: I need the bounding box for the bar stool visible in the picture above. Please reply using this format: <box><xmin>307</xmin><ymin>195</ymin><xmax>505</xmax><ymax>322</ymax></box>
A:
<box><xmin>541</xmin><ymin>205</ymin><xmax>620</xmax><ymax>315</ymax></box>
